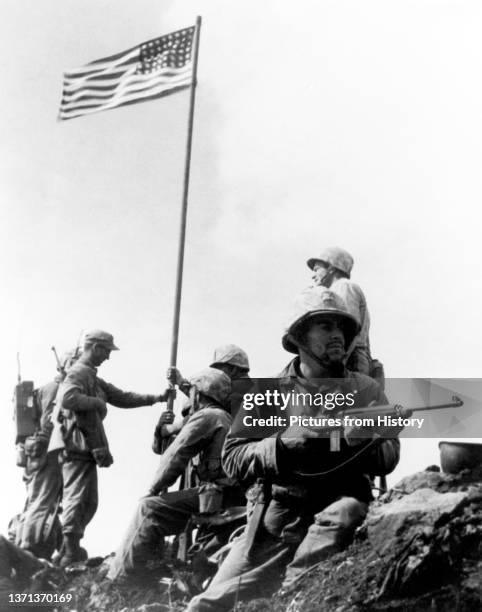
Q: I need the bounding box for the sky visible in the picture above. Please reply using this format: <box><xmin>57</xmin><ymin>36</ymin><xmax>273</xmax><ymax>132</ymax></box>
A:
<box><xmin>1</xmin><ymin>0</ymin><xmax>481</xmax><ymax>556</ymax></box>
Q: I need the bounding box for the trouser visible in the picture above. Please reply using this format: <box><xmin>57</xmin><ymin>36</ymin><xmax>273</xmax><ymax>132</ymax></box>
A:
<box><xmin>107</xmin><ymin>487</ymin><xmax>201</xmax><ymax>581</ymax></box>
<box><xmin>61</xmin><ymin>457</ymin><xmax>98</xmax><ymax>537</ymax></box>
<box><xmin>187</xmin><ymin>496</ymin><xmax>368</xmax><ymax>612</ymax></box>
<box><xmin>18</xmin><ymin>452</ymin><xmax>62</xmax><ymax>558</ymax></box>
<box><xmin>0</xmin><ymin>535</ymin><xmax>44</xmax><ymax>610</ymax></box>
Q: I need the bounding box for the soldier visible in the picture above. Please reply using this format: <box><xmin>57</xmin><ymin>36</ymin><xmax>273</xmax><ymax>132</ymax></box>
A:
<box><xmin>187</xmin><ymin>288</ymin><xmax>402</xmax><ymax>611</ymax></box>
<box><xmin>210</xmin><ymin>344</ymin><xmax>250</xmax><ymax>380</ymax></box>
<box><xmin>17</xmin><ymin>349</ymin><xmax>80</xmax><ymax>559</ymax></box>
<box><xmin>307</xmin><ymin>246</ymin><xmax>371</xmax><ymax>375</ymax></box>
<box><xmin>154</xmin><ymin>344</ymin><xmax>252</xmax><ymax>443</ymax></box>
<box><xmin>52</xmin><ymin>330</ymin><xmax>171</xmax><ymax>567</ymax></box>
<box><xmin>107</xmin><ymin>368</ymin><xmax>244</xmax><ymax>583</ymax></box>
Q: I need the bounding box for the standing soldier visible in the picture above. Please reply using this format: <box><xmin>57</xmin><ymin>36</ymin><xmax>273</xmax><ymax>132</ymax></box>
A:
<box><xmin>307</xmin><ymin>246</ymin><xmax>371</xmax><ymax>375</ymax></box>
<box><xmin>187</xmin><ymin>288</ymin><xmax>402</xmax><ymax>611</ymax></box>
<box><xmin>17</xmin><ymin>349</ymin><xmax>79</xmax><ymax>559</ymax></box>
<box><xmin>52</xmin><ymin>330</ymin><xmax>171</xmax><ymax>567</ymax></box>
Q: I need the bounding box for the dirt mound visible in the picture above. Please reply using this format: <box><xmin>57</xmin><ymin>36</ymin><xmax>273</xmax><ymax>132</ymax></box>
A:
<box><xmin>25</xmin><ymin>466</ymin><xmax>482</xmax><ymax>612</ymax></box>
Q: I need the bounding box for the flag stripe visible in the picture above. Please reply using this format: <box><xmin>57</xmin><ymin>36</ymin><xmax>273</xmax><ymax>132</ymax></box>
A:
<box><xmin>60</xmin><ymin>71</ymin><xmax>192</xmax><ymax>111</ymax></box>
<box><xmin>62</xmin><ymin>65</ymin><xmax>190</xmax><ymax>95</ymax></box>
<box><xmin>63</xmin><ymin>47</ymin><xmax>140</xmax><ymax>77</ymax></box>
<box><xmin>59</xmin><ymin>26</ymin><xmax>195</xmax><ymax>120</ymax></box>
<box><xmin>59</xmin><ymin>84</ymin><xmax>191</xmax><ymax>120</ymax></box>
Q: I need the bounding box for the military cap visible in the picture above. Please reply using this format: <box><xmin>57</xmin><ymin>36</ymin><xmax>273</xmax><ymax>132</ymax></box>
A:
<box><xmin>84</xmin><ymin>329</ymin><xmax>119</xmax><ymax>350</ymax></box>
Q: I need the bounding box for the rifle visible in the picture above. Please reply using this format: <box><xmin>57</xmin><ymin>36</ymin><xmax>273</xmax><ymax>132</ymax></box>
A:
<box><xmin>292</xmin><ymin>395</ymin><xmax>464</xmax><ymax>478</ymax></box>
<box><xmin>328</xmin><ymin>395</ymin><xmax>464</xmax><ymax>451</ymax></box>
<box><xmin>51</xmin><ymin>346</ymin><xmax>65</xmax><ymax>377</ymax></box>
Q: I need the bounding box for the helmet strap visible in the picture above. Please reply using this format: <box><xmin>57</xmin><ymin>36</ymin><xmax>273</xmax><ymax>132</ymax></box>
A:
<box><xmin>189</xmin><ymin>385</ymin><xmax>200</xmax><ymax>414</ymax></box>
<box><xmin>287</xmin><ymin>333</ymin><xmax>344</xmax><ymax>374</ymax></box>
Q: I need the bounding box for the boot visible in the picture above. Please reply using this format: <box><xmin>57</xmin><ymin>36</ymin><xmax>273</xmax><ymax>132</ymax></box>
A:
<box><xmin>59</xmin><ymin>534</ymin><xmax>86</xmax><ymax>567</ymax></box>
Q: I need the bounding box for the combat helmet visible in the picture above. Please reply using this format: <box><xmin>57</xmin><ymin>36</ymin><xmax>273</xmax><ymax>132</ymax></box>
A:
<box><xmin>189</xmin><ymin>367</ymin><xmax>231</xmax><ymax>407</ymax></box>
<box><xmin>282</xmin><ymin>287</ymin><xmax>360</xmax><ymax>354</ymax></box>
<box><xmin>307</xmin><ymin>247</ymin><xmax>354</xmax><ymax>278</ymax></box>
<box><xmin>210</xmin><ymin>344</ymin><xmax>250</xmax><ymax>372</ymax></box>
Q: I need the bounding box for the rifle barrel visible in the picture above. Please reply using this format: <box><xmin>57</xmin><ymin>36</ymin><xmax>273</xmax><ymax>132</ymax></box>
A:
<box><xmin>344</xmin><ymin>396</ymin><xmax>463</xmax><ymax>418</ymax></box>
<box><xmin>411</xmin><ymin>396</ymin><xmax>464</xmax><ymax>412</ymax></box>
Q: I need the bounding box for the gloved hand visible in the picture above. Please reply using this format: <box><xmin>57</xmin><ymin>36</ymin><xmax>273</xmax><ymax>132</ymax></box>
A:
<box><xmin>92</xmin><ymin>446</ymin><xmax>114</xmax><ymax>468</ymax></box>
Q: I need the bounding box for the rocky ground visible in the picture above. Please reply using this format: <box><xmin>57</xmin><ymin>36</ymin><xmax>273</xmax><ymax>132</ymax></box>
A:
<box><xmin>20</xmin><ymin>466</ymin><xmax>482</xmax><ymax>612</ymax></box>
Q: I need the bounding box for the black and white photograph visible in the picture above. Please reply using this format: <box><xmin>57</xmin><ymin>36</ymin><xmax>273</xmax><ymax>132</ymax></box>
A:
<box><xmin>1</xmin><ymin>1</ymin><xmax>481</xmax><ymax>610</ymax></box>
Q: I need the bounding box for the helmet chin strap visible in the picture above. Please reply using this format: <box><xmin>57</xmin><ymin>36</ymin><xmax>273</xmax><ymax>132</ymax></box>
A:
<box><xmin>286</xmin><ymin>334</ymin><xmax>345</xmax><ymax>374</ymax></box>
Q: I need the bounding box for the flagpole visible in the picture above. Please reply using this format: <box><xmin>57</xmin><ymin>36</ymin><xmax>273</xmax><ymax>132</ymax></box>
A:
<box><xmin>166</xmin><ymin>15</ymin><xmax>202</xmax><ymax>411</ymax></box>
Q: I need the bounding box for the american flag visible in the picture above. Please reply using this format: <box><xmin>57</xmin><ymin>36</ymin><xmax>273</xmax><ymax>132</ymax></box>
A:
<box><xmin>59</xmin><ymin>26</ymin><xmax>195</xmax><ymax>120</ymax></box>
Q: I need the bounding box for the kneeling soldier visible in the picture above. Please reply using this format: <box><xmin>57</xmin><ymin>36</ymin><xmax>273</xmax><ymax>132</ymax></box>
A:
<box><xmin>107</xmin><ymin>368</ymin><xmax>243</xmax><ymax>583</ymax></box>
<box><xmin>187</xmin><ymin>288</ymin><xmax>402</xmax><ymax>611</ymax></box>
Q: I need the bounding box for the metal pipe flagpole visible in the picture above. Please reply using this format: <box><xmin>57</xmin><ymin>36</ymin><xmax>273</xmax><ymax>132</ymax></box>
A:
<box><xmin>166</xmin><ymin>15</ymin><xmax>202</xmax><ymax>413</ymax></box>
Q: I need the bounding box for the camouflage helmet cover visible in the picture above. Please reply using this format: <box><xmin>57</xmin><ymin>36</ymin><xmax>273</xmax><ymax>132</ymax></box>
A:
<box><xmin>282</xmin><ymin>287</ymin><xmax>360</xmax><ymax>354</ymax></box>
<box><xmin>189</xmin><ymin>367</ymin><xmax>231</xmax><ymax>407</ymax></box>
<box><xmin>210</xmin><ymin>344</ymin><xmax>250</xmax><ymax>371</ymax></box>
<box><xmin>307</xmin><ymin>246</ymin><xmax>354</xmax><ymax>277</ymax></box>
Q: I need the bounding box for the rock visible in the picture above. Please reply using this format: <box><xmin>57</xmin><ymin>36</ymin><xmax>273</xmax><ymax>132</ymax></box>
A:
<box><xmin>366</xmin><ymin>487</ymin><xmax>468</xmax><ymax>555</ymax></box>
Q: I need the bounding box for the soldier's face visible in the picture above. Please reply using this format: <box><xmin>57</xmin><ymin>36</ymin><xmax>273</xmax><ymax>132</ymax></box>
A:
<box><xmin>303</xmin><ymin>316</ymin><xmax>346</xmax><ymax>362</ymax></box>
<box><xmin>92</xmin><ymin>344</ymin><xmax>111</xmax><ymax>366</ymax></box>
<box><xmin>312</xmin><ymin>262</ymin><xmax>329</xmax><ymax>286</ymax></box>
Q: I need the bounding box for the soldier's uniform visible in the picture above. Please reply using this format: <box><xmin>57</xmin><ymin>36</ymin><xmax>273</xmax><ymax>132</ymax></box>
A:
<box><xmin>17</xmin><ymin>379</ymin><xmax>63</xmax><ymax>558</ymax></box>
<box><xmin>328</xmin><ymin>276</ymin><xmax>370</xmax><ymax>373</ymax></box>
<box><xmin>57</xmin><ymin>361</ymin><xmax>159</xmax><ymax>539</ymax></box>
<box><xmin>308</xmin><ymin>247</ymin><xmax>371</xmax><ymax>375</ymax></box>
<box><xmin>187</xmin><ymin>289</ymin><xmax>400</xmax><ymax>611</ymax></box>
<box><xmin>107</xmin><ymin>368</ymin><xmax>244</xmax><ymax>582</ymax></box>
<box><xmin>17</xmin><ymin>349</ymin><xmax>80</xmax><ymax>559</ymax></box>
<box><xmin>50</xmin><ymin>331</ymin><xmax>163</xmax><ymax>564</ymax></box>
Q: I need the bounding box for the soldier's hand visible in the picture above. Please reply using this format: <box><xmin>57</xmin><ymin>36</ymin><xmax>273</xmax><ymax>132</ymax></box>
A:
<box><xmin>158</xmin><ymin>410</ymin><xmax>175</xmax><ymax>426</ymax></box>
<box><xmin>157</xmin><ymin>388</ymin><xmax>175</xmax><ymax>403</ymax></box>
<box><xmin>92</xmin><ymin>447</ymin><xmax>114</xmax><ymax>468</ymax></box>
<box><xmin>167</xmin><ymin>366</ymin><xmax>187</xmax><ymax>387</ymax></box>
<box><xmin>373</xmin><ymin>405</ymin><xmax>411</xmax><ymax>438</ymax></box>
<box><xmin>344</xmin><ymin>424</ymin><xmax>375</xmax><ymax>446</ymax></box>
<box><xmin>278</xmin><ymin>425</ymin><xmax>320</xmax><ymax>453</ymax></box>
